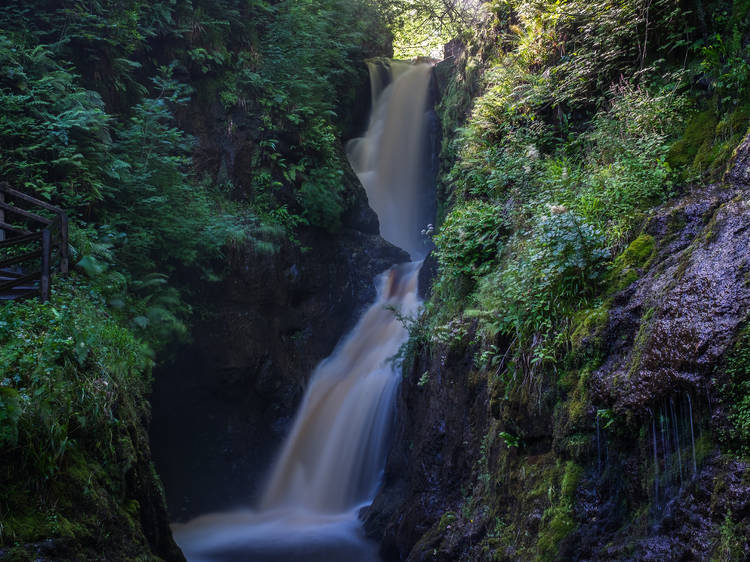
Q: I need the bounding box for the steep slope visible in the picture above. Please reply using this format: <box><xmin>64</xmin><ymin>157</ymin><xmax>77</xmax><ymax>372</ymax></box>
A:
<box><xmin>368</xmin><ymin>140</ymin><xmax>750</xmax><ymax>560</ymax></box>
<box><xmin>365</xmin><ymin>1</ymin><xmax>750</xmax><ymax>559</ymax></box>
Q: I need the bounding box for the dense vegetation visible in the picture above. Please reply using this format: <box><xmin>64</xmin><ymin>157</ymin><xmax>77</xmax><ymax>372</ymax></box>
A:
<box><xmin>428</xmin><ymin>0</ymin><xmax>749</xmax><ymax>370</ymax></box>
<box><xmin>2</xmin><ymin>0</ymin><xmax>749</xmax><ymax>558</ymax></box>
<box><xmin>400</xmin><ymin>0</ymin><xmax>750</xmax><ymax>558</ymax></box>
<box><xmin>0</xmin><ymin>0</ymin><xmax>389</xmax><ymax>554</ymax></box>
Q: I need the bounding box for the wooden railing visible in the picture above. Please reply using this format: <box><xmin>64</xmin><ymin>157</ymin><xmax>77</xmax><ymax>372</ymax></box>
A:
<box><xmin>0</xmin><ymin>182</ymin><xmax>68</xmax><ymax>302</ymax></box>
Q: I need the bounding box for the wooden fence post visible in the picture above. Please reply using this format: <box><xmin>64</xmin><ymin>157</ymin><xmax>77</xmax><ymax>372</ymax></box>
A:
<box><xmin>41</xmin><ymin>229</ymin><xmax>50</xmax><ymax>302</ymax></box>
<box><xmin>0</xmin><ymin>187</ymin><xmax>5</xmax><ymax>242</ymax></box>
<box><xmin>59</xmin><ymin>214</ymin><xmax>69</xmax><ymax>274</ymax></box>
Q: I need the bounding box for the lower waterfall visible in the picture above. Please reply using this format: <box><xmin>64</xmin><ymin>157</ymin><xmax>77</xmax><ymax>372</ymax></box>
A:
<box><xmin>173</xmin><ymin>61</ymin><xmax>434</xmax><ymax>561</ymax></box>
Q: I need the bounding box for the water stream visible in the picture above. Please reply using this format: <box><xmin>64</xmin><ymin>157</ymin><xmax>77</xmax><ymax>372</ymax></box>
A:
<box><xmin>173</xmin><ymin>61</ymin><xmax>435</xmax><ymax>561</ymax></box>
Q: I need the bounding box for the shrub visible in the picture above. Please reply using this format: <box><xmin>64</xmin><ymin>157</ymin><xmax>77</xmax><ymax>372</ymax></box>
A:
<box><xmin>434</xmin><ymin>200</ymin><xmax>508</xmax><ymax>279</ymax></box>
<box><xmin>0</xmin><ymin>279</ymin><xmax>152</xmax><ymax>481</ymax></box>
<box><xmin>475</xmin><ymin>210</ymin><xmax>609</xmax><ymax>363</ymax></box>
<box><xmin>0</xmin><ymin>36</ymin><xmax>111</xmax><ymax>207</ymax></box>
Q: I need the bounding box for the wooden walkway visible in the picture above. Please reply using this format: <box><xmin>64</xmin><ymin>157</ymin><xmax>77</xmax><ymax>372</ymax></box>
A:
<box><xmin>0</xmin><ymin>182</ymin><xmax>68</xmax><ymax>302</ymax></box>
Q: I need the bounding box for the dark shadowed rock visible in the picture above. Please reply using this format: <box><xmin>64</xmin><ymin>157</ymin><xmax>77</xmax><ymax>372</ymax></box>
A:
<box><xmin>591</xmin><ymin>136</ymin><xmax>750</xmax><ymax>416</ymax></box>
<box><xmin>363</xmin><ymin>334</ymin><xmax>488</xmax><ymax>561</ymax></box>
<box><xmin>725</xmin><ymin>131</ymin><xmax>750</xmax><ymax>186</ymax></box>
<box><xmin>417</xmin><ymin>250</ymin><xmax>438</xmax><ymax>299</ymax></box>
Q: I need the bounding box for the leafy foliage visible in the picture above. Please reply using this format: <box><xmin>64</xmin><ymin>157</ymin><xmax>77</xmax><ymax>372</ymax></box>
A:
<box><xmin>434</xmin><ymin>199</ymin><xmax>507</xmax><ymax>279</ymax></box>
<box><xmin>0</xmin><ymin>0</ymin><xmax>388</xmax><ymax>347</ymax></box>
<box><xmin>0</xmin><ymin>36</ymin><xmax>110</xmax><ymax>206</ymax></box>
<box><xmin>423</xmin><ymin>0</ymin><xmax>748</xmax><ymax>399</ymax></box>
<box><xmin>723</xmin><ymin>326</ymin><xmax>750</xmax><ymax>457</ymax></box>
<box><xmin>0</xmin><ymin>280</ymin><xmax>152</xmax><ymax>481</ymax></box>
<box><xmin>475</xmin><ymin>211</ymin><xmax>609</xmax><ymax>359</ymax></box>
<box><xmin>377</xmin><ymin>0</ymin><xmax>482</xmax><ymax>58</ymax></box>
<box><xmin>0</xmin><ymin>0</ymin><xmax>390</xmax><ymax>549</ymax></box>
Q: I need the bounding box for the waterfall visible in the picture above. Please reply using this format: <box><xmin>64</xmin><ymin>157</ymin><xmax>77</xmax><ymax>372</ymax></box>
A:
<box><xmin>173</xmin><ymin>61</ymin><xmax>435</xmax><ymax>561</ymax></box>
<box><xmin>687</xmin><ymin>393</ymin><xmax>697</xmax><ymax>476</ymax></box>
<box><xmin>260</xmin><ymin>262</ymin><xmax>421</xmax><ymax>513</ymax></box>
<box><xmin>651</xmin><ymin>411</ymin><xmax>659</xmax><ymax>504</ymax></box>
<box><xmin>347</xmin><ymin>61</ymin><xmax>434</xmax><ymax>259</ymax></box>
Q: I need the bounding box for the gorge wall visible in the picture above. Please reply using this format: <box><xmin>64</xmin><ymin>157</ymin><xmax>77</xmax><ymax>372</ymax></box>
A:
<box><xmin>364</xmin><ymin>38</ymin><xmax>750</xmax><ymax>562</ymax></box>
<box><xmin>149</xmin><ymin>63</ymin><xmax>410</xmax><ymax>520</ymax></box>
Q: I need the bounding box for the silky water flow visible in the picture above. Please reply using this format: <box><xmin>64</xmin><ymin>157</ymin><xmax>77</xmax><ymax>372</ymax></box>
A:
<box><xmin>173</xmin><ymin>61</ymin><xmax>434</xmax><ymax>561</ymax></box>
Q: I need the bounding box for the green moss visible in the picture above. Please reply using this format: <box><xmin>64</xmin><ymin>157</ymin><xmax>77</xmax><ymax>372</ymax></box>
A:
<box><xmin>560</xmin><ymin>368</ymin><xmax>592</xmax><ymax>440</ymax></box>
<box><xmin>570</xmin><ymin>305</ymin><xmax>610</xmax><ymax>357</ymax></box>
<box><xmin>616</xmin><ymin>234</ymin><xmax>656</xmax><ymax>269</ymax></box>
<box><xmin>523</xmin><ymin>460</ymin><xmax>583</xmax><ymax>560</ymax></box>
<box><xmin>561</xmin><ymin>462</ymin><xmax>584</xmax><ymax>500</ymax></box>
<box><xmin>537</xmin><ymin>506</ymin><xmax>576</xmax><ymax>561</ymax></box>
<box><xmin>607</xmin><ymin>234</ymin><xmax>655</xmax><ymax>295</ymax></box>
<box><xmin>667</xmin><ymin>105</ymin><xmax>750</xmax><ymax>181</ymax></box>
<box><xmin>627</xmin><ymin>306</ymin><xmax>656</xmax><ymax>379</ymax></box>
<box><xmin>667</xmin><ymin>110</ymin><xmax>718</xmax><ymax>176</ymax></box>
<box><xmin>694</xmin><ymin>432</ymin><xmax>714</xmax><ymax>466</ymax></box>
<box><xmin>438</xmin><ymin>511</ymin><xmax>458</xmax><ymax>531</ymax></box>
<box><xmin>561</xmin><ymin>433</ymin><xmax>592</xmax><ymax>461</ymax></box>
<box><xmin>711</xmin><ymin>511</ymin><xmax>747</xmax><ymax>562</ymax></box>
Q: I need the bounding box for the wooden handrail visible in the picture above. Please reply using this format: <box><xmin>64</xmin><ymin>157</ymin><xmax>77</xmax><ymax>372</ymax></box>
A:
<box><xmin>0</xmin><ymin>184</ymin><xmax>67</xmax><ymax>215</ymax></box>
<box><xmin>0</xmin><ymin>269</ymin><xmax>25</xmax><ymax>279</ymax></box>
<box><xmin>0</xmin><ymin>271</ymin><xmax>41</xmax><ymax>292</ymax></box>
<box><xmin>0</xmin><ymin>201</ymin><xmax>52</xmax><ymax>225</ymax></box>
<box><xmin>0</xmin><ymin>249</ymin><xmax>44</xmax><ymax>269</ymax></box>
<box><xmin>0</xmin><ymin>221</ymin><xmax>31</xmax><ymax>235</ymax></box>
<box><xmin>0</xmin><ymin>231</ymin><xmax>42</xmax><ymax>249</ymax></box>
<box><xmin>0</xmin><ymin>182</ymin><xmax>69</xmax><ymax>302</ymax></box>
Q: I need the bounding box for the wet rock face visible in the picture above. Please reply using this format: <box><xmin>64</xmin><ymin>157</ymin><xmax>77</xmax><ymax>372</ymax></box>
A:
<box><xmin>592</xmin><ymin>146</ymin><xmax>750</xmax><ymax>415</ymax></box>
<box><xmin>585</xmin><ymin>456</ymin><xmax>750</xmax><ymax>561</ymax></box>
<box><xmin>363</xmin><ymin>340</ymin><xmax>488</xmax><ymax>561</ymax></box>
<box><xmin>725</xmin><ymin>132</ymin><xmax>750</xmax><ymax>186</ymax></box>
<box><xmin>370</xmin><ymin>134</ymin><xmax>750</xmax><ymax>561</ymax></box>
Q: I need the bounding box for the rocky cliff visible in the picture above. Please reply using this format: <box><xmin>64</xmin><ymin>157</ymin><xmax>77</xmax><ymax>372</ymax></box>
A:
<box><xmin>365</xmin><ymin>132</ymin><xmax>750</xmax><ymax>561</ymax></box>
<box><xmin>150</xmin><ymin>83</ymin><xmax>409</xmax><ymax>519</ymax></box>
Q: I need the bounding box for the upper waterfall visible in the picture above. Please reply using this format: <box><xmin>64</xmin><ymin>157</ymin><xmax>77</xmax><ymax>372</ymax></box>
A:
<box><xmin>347</xmin><ymin>61</ymin><xmax>435</xmax><ymax>259</ymax></box>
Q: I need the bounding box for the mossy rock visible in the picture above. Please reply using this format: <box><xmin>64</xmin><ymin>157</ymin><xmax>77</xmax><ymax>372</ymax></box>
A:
<box><xmin>606</xmin><ymin>234</ymin><xmax>655</xmax><ymax>295</ymax></box>
<box><xmin>667</xmin><ymin>105</ymin><xmax>750</xmax><ymax>181</ymax></box>
<box><xmin>532</xmin><ymin>461</ymin><xmax>583</xmax><ymax>560</ymax></box>
<box><xmin>626</xmin><ymin>306</ymin><xmax>656</xmax><ymax>379</ymax></box>
<box><xmin>438</xmin><ymin>511</ymin><xmax>458</xmax><ymax>531</ymax></box>
<box><xmin>667</xmin><ymin>110</ymin><xmax>718</xmax><ymax>173</ymax></box>
<box><xmin>561</xmin><ymin>461</ymin><xmax>584</xmax><ymax>500</ymax></box>
<box><xmin>700</xmin><ymin>106</ymin><xmax>750</xmax><ymax>178</ymax></box>
<box><xmin>570</xmin><ymin>306</ymin><xmax>610</xmax><ymax>356</ymax></box>
<box><xmin>559</xmin><ymin>433</ymin><xmax>592</xmax><ymax>461</ymax></box>
<box><xmin>536</xmin><ymin>504</ymin><xmax>577</xmax><ymax>561</ymax></box>
<box><xmin>614</xmin><ymin>234</ymin><xmax>655</xmax><ymax>269</ymax></box>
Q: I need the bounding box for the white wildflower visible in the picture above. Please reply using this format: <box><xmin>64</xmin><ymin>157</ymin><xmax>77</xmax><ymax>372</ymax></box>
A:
<box><xmin>548</xmin><ymin>204</ymin><xmax>567</xmax><ymax>215</ymax></box>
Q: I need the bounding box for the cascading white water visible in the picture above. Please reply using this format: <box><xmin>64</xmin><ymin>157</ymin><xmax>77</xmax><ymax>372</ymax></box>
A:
<box><xmin>347</xmin><ymin>61</ymin><xmax>434</xmax><ymax>259</ymax></box>
<box><xmin>173</xmin><ymin>61</ymin><xmax>434</xmax><ymax>561</ymax></box>
<box><xmin>261</xmin><ymin>262</ymin><xmax>421</xmax><ymax>513</ymax></box>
